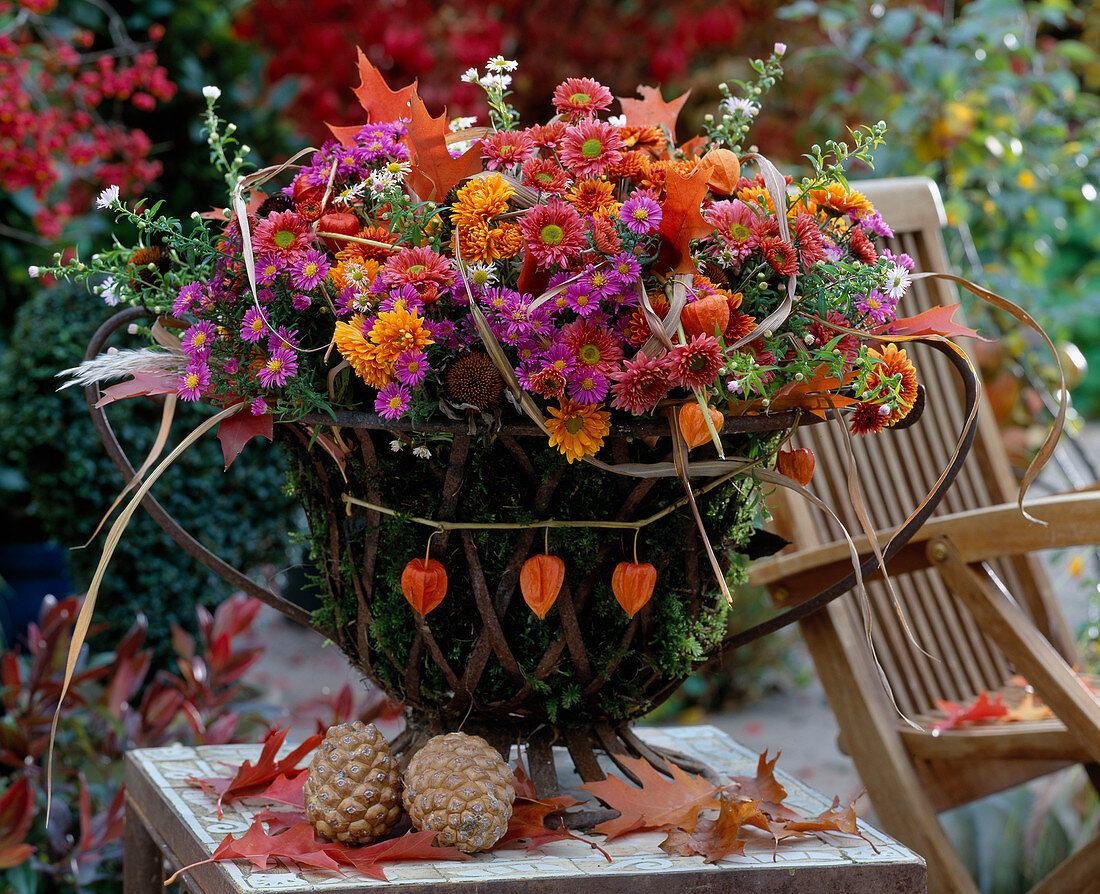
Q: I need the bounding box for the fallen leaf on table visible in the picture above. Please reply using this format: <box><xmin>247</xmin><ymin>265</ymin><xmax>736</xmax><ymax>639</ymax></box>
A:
<box><xmin>260</xmin><ymin>772</ymin><xmax>307</xmax><ymax>809</ymax></box>
<box><xmin>659</xmin><ymin>796</ymin><xmax>759</xmax><ymax>863</ymax></box>
<box><xmin>750</xmin><ymin>797</ymin><xmax>875</xmax><ymax>856</ymax></box>
<box><xmin>725</xmin><ymin>750</ymin><xmax>792</xmax><ymax>817</ymax></box>
<box><xmin>931</xmin><ymin>690</ymin><xmax>1009</xmax><ymax>733</ymax></box>
<box><xmin>578</xmin><ymin>755</ymin><xmax>720</xmax><ymax>841</ymax></box>
<box><xmin>1004</xmin><ymin>692</ymin><xmax>1054</xmax><ymax>723</ymax></box>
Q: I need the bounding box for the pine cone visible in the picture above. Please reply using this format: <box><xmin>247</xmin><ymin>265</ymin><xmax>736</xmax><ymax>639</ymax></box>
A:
<box><xmin>402</xmin><ymin>732</ymin><xmax>515</xmax><ymax>852</ymax></box>
<box><xmin>304</xmin><ymin>721</ymin><xmax>403</xmax><ymax>845</ymax></box>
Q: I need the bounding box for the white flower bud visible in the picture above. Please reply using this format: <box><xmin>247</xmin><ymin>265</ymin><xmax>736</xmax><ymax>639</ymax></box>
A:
<box><xmin>202</xmin><ymin>85</ymin><xmax>222</xmax><ymax>100</ymax></box>
<box><xmin>27</xmin><ymin>266</ymin><xmax>40</xmax><ymax>278</ymax></box>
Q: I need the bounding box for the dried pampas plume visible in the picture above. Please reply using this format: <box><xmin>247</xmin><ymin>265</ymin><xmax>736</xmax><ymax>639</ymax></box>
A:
<box><xmin>57</xmin><ymin>347</ymin><xmax>186</xmax><ymax>390</ymax></box>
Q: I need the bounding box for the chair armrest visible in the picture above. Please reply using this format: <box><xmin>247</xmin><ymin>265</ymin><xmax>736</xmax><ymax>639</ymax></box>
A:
<box><xmin>749</xmin><ymin>490</ymin><xmax>1100</xmax><ymax>594</ymax></box>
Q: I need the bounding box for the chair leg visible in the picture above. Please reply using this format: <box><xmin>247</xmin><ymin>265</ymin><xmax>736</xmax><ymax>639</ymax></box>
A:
<box><xmin>1027</xmin><ymin>831</ymin><xmax>1100</xmax><ymax>894</ymax></box>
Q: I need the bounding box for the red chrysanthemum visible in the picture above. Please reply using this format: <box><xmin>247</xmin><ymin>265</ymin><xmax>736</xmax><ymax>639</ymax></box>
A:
<box><xmin>849</xmin><ymin>227</ymin><xmax>879</xmax><ymax>264</ymax></box>
<box><xmin>560</xmin><ymin>120</ymin><xmax>625</xmax><ymax>180</ymax></box>
<box><xmin>381</xmin><ymin>246</ymin><xmax>454</xmax><ymax>303</ymax></box>
<box><xmin>610</xmin><ymin>352</ymin><xmax>673</xmax><ymax>414</ymax></box>
<box><xmin>668</xmin><ymin>334</ymin><xmax>724</xmax><ymax>389</ymax></box>
<box><xmin>759</xmin><ymin>235</ymin><xmax>799</xmax><ymax>276</ymax></box>
<box><xmin>518</xmin><ymin>199</ymin><xmax>587</xmax><ymax>268</ymax></box>
<box><xmin>252</xmin><ymin>210</ymin><xmax>311</xmax><ymax>258</ymax></box>
<box><xmin>849</xmin><ymin>401</ymin><xmax>888</xmax><ymax>435</ymax></box>
<box><xmin>561</xmin><ymin>319</ymin><xmax>624</xmax><ymax>376</ymax></box>
<box><xmin>551</xmin><ymin>77</ymin><xmax>614</xmax><ymax>119</ymax></box>
<box><xmin>521</xmin><ymin>157</ymin><xmax>570</xmax><ymax>195</ymax></box>
<box><xmin>794</xmin><ymin>213</ymin><xmax>827</xmax><ymax>267</ymax></box>
<box><xmin>723</xmin><ymin>309</ymin><xmax>758</xmax><ymax>345</ymax></box>
<box><xmin>529</xmin><ymin>122</ymin><xmax>567</xmax><ymax>148</ymax></box>
<box><xmin>588</xmin><ymin>215</ymin><xmax>622</xmax><ymax>256</ymax></box>
<box><xmin>624</xmin><ymin>293</ymin><xmax>670</xmax><ymax>346</ymax></box>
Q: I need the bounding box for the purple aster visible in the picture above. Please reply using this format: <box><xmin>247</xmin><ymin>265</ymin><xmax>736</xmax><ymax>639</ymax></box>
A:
<box><xmin>499</xmin><ymin>292</ymin><xmax>538</xmax><ymax>344</ymax></box>
<box><xmin>393</xmin><ymin>350</ymin><xmax>429</xmax><ymax>386</ymax></box>
<box><xmin>250</xmin><ymin>396</ymin><xmax>269</xmax><ymax>416</ymax></box>
<box><xmin>257</xmin><ymin>287</ymin><xmax>276</xmax><ymax>304</ymax></box>
<box><xmin>257</xmin><ymin>346</ymin><xmax>299</xmax><ymax>388</ymax></box>
<box><xmin>180</xmin><ymin>320</ymin><xmax>216</xmax><ymax>360</ymax></box>
<box><xmin>881</xmin><ymin>248</ymin><xmax>915</xmax><ymax>271</ymax></box>
<box><xmin>177</xmin><ymin>360</ymin><xmax>210</xmax><ymax>402</ymax></box>
<box><xmin>608</xmin><ymin>252</ymin><xmax>641</xmax><ymax>286</ymax></box>
<box><xmin>855</xmin><ymin>289</ymin><xmax>897</xmax><ymax>326</ymax></box>
<box><xmin>240</xmin><ymin>306</ymin><xmax>268</xmax><ymax>343</ymax></box>
<box><xmin>290</xmin><ymin>248</ymin><xmax>331</xmax><ymax>291</ymax></box>
<box><xmin>173</xmin><ymin>281</ymin><xmax>204</xmax><ymax>317</ymax></box>
<box><xmin>267</xmin><ymin>326</ymin><xmax>301</xmax><ymax>352</ymax></box>
<box><xmin>375</xmin><ymin>381</ymin><xmax>411</xmax><ymax>420</ymax></box>
<box><xmin>620</xmin><ymin>194</ymin><xmax>662</xmax><ymax>235</ymax></box>
<box><xmin>380</xmin><ymin>284</ymin><xmax>425</xmax><ymax>314</ymax></box>
<box><xmin>292</xmin><ymin>293</ymin><xmax>312</xmax><ymax>310</ymax></box>
<box><xmin>857</xmin><ymin>211</ymin><xmax>894</xmax><ymax>238</ymax></box>
<box><xmin>580</xmin><ymin>263</ymin><xmax>619</xmax><ymax>301</ymax></box>
<box><xmin>256</xmin><ymin>253</ymin><xmax>285</xmax><ymax>285</ymax></box>
<box><xmin>564</xmin><ymin>283</ymin><xmax>599</xmax><ymax>317</ymax></box>
<box><xmin>567</xmin><ymin>370</ymin><xmax>610</xmax><ymax>404</ymax></box>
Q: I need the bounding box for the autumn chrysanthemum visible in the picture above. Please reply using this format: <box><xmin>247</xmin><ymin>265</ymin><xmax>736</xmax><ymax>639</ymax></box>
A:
<box><xmin>849</xmin><ymin>401</ymin><xmax>888</xmax><ymax>435</ymax></box>
<box><xmin>560</xmin><ymin>120</ymin><xmax>625</xmax><ymax>180</ymax></box>
<box><xmin>545</xmin><ymin>399</ymin><xmax>611</xmax><ymax>463</ymax></box>
<box><xmin>610</xmin><ymin>353</ymin><xmax>672</xmax><ymax>413</ymax></box>
<box><xmin>865</xmin><ymin>343</ymin><xmax>919</xmax><ymax>425</ymax></box>
<box><xmin>334</xmin><ymin>316</ymin><xmax>392</xmax><ymax>389</ymax></box>
<box><xmin>521</xmin><ymin>157</ymin><xmax>569</xmax><ymax>195</ymax></box>
<box><xmin>381</xmin><ymin>246</ymin><xmax>454</xmax><ymax>303</ymax></box>
<box><xmin>480</xmin><ymin>129</ymin><xmax>536</xmax><ymax>170</ymax></box>
<box><xmin>724</xmin><ymin>309</ymin><xmax>758</xmax><ymax>345</ymax></box>
<box><xmin>809</xmin><ymin>182</ymin><xmax>875</xmax><ymax>218</ymax></box>
<box><xmin>565</xmin><ymin>178</ymin><xmax>618</xmax><ymax>217</ymax></box>
<box><xmin>451</xmin><ymin>174</ymin><xmax>514</xmax><ymax>229</ymax></box>
<box><xmin>253</xmin><ymin>210</ymin><xmax>311</xmax><ymax>258</ymax></box>
<box><xmin>848</xmin><ymin>227</ymin><xmax>879</xmax><ymax>265</ymax></box>
<box><xmin>518</xmin><ymin>199</ymin><xmax>586</xmax><ymax>268</ymax></box>
<box><xmin>369</xmin><ymin>302</ymin><xmax>435</xmax><ymax>363</ymax></box>
<box><xmin>759</xmin><ymin>235</ymin><xmax>799</xmax><ymax>276</ymax></box>
<box><xmin>561</xmin><ymin>319</ymin><xmax>624</xmax><ymax>376</ymax></box>
<box><xmin>624</xmin><ymin>293</ymin><xmax>670</xmax><ymax>347</ymax></box>
<box><xmin>668</xmin><ymin>334</ymin><xmax>724</xmax><ymax>388</ymax></box>
<box><xmin>551</xmin><ymin>77</ymin><xmax>613</xmax><ymax>119</ymax></box>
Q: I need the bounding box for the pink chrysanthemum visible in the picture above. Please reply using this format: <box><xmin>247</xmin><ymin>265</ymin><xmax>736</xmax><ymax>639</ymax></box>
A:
<box><xmin>704</xmin><ymin>200</ymin><xmax>757</xmax><ymax>246</ymax></box>
<box><xmin>290</xmin><ymin>248</ymin><xmax>331</xmax><ymax>291</ymax></box>
<box><xmin>560</xmin><ymin>120</ymin><xmax>625</xmax><ymax>179</ymax></box>
<box><xmin>375</xmin><ymin>381</ymin><xmax>411</xmax><ymax>420</ymax></box>
<box><xmin>610</xmin><ymin>353</ymin><xmax>672</xmax><ymax>413</ymax></box>
<box><xmin>529</xmin><ymin>122</ymin><xmax>567</xmax><ymax>148</ymax></box>
<box><xmin>849</xmin><ymin>226</ymin><xmax>879</xmax><ymax>264</ymax></box>
<box><xmin>381</xmin><ymin>246</ymin><xmax>454</xmax><ymax>303</ymax></box>
<box><xmin>518</xmin><ymin>199</ymin><xmax>587</xmax><ymax>268</ymax></box>
<box><xmin>552</xmin><ymin>77</ymin><xmax>614</xmax><ymax>119</ymax></box>
<box><xmin>481</xmin><ymin>129</ymin><xmax>536</xmax><ymax>170</ymax></box>
<box><xmin>257</xmin><ymin>346</ymin><xmax>299</xmax><ymax>388</ymax></box>
<box><xmin>561</xmin><ymin>319</ymin><xmax>624</xmax><ymax>376</ymax></box>
<box><xmin>177</xmin><ymin>360</ymin><xmax>210</xmax><ymax>402</ymax></box>
<box><xmin>181</xmin><ymin>320</ymin><xmax>216</xmax><ymax>360</ymax></box>
<box><xmin>240</xmin><ymin>306</ymin><xmax>268</xmax><ymax>343</ymax></box>
<box><xmin>521</xmin><ymin>157</ymin><xmax>570</xmax><ymax>195</ymax></box>
<box><xmin>620</xmin><ymin>193</ymin><xmax>662</xmax><ymax>235</ymax></box>
<box><xmin>668</xmin><ymin>334</ymin><xmax>724</xmax><ymax>388</ymax></box>
<box><xmin>252</xmin><ymin>210</ymin><xmax>311</xmax><ymax>258</ymax></box>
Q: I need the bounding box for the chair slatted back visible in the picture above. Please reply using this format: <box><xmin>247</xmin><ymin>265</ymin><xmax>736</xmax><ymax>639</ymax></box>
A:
<box><xmin>770</xmin><ymin>177</ymin><xmax>1070</xmax><ymax>717</ymax></box>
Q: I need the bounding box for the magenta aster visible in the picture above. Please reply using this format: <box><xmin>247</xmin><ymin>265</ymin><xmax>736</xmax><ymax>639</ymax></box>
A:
<box><xmin>290</xmin><ymin>248</ymin><xmax>331</xmax><ymax>291</ymax></box>
<box><xmin>668</xmin><ymin>334</ymin><xmax>724</xmax><ymax>388</ymax></box>
<box><xmin>567</xmin><ymin>370</ymin><xmax>609</xmax><ymax>404</ymax></box>
<box><xmin>177</xmin><ymin>360</ymin><xmax>210</xmax><ymax>402</ymax></box>
<box><xmin>518</xmin><ymin>199</ymin><xmax>586</xmax><ymax>268</ymax></box>
<box><xmin>181</xmin><ymin>320</ymin><xmax>216</xmax><ymax>359</ymax></box>
<box><xmin>393</xmin><ymin>350</ymin><xmax>428</xmax><ymax>386</ymax></box>
<box><xmin>620</xmin><ymin>194</ymin><xmax>662</xmax><ymax>235</ymax></box>
<box><xmin>257</xmin><ymin>346</ymin><xmax>299</xmax><ymax>388</ymax></box>
<box><xmin>240</xmin><ymin>306</ymin><xmax>268</xmax><ymax>343</ymax></box>
<box><xmin>256</xmin><ymin>253</ymin><xmax>285</xmax><ymax>285</ymax></box>
<box><xmin>560</xmin><ymin>120</ymin><xmax>624</xmax><ymax>179</ymax></box>
<box><xmin>375</xmin><ymin>381</ymin><xmax>411</xmax><ymax>420</ymax></box>
<box><xmin>610</xmin><ymin>352</ymin><xmax>672</xmax><ymax>413</ymax></box>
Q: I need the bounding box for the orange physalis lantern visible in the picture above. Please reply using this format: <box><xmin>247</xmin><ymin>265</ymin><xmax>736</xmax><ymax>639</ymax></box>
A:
<box><xmin>777</xmin><ymin>447</ymin><xmax>816</xmax><ymax>486</ymax></box>
<box><xmin>678</xmin><ymin>402</ymin><xmax>724</xmax><ymax>449</ymax></box>
<box><xmin>612</xmin><ymin>561</ymin><xmax>658</xmax><ymax>618</ymax></box>
<box><xmin>520</xmin><ymin>554</ymin><xmax>565</xmax><ymax>619</ymax></box>
<box><xmin>680</xmin><ymin>295</ymin><xmax>730</xmax><ymax>339</ymax></box>
<box><xmin>700</xmin><ymin>147</ymin><xmax>741</xmax><ymax>196</ymax></box>
<box><xmin>401</xmin><ymin>558</ymin><xmax>448</xmax><ymax>616</ymax></box>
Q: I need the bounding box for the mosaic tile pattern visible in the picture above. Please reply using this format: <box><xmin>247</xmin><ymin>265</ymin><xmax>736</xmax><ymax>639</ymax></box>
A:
<box><xmin>131</xmin><ymin>725</ymin><xmax>922</xmax><ymax>890</ymax></box>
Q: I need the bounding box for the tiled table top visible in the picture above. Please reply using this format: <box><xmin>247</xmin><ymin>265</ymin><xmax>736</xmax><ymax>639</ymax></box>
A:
<box><xmin>126</xmin><ymin>725</ymin><xmax>924</xmax><ymax>892</ymax></box>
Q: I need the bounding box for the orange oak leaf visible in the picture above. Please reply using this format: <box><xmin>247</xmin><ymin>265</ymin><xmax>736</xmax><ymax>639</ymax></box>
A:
<box><xmin>405</xmin><ymin>90</ymin><xmax>483</xmax><ymax>201</ymax></box>
<box><xmin>254</xmin><ymin>807</ymin><xmax>308</xmax><ymax>835</ymax></box>
<box><xmin>94</xmin><ymin>371</ymin><xmax>179</xmax><ymax>408</ymax></box>
<box><xmin>496</xmin><ymin>762</ymin><xmax>608</xmax><ymax>857</ymax></box>
<box><xmin>726</xmin><ymin>750</ymin><xmax>790</xmax><ymax>814</ymax></box>
<box><xmin>657</xmin><ymin>163</ymin><xmax>712</xmax><ymax>274</ymax></box>
<box><xmin>749</xmin><ymin>797</ymin><xmax>875</xmax><ymax>855</ymax></box>
<box><xmin>659</xmin><ymin>796</ymin><xmax>760</xmax><ymax>863</ymax></box>
<box><xmin>217</xmin><ymin>407</ymin><xmax>273</xmax><ymax>470</ymax></box>
<box><xmin>618</xmin><ymin>85</ymin><xmax>690</xmax><ymax>143</ymax></box>
<box><xmin>876</xmin><ymin>304</ymin><xmax>984</xmax><ymax>340</ymax></box>
<box><xmin>1004</xmin><ymin>692</ymin><xmax>1054</xmax><ymax>723</ymax></box>
<box><xmin>188</xmin><ymin>727</ymin><xmax>322</xmax><ymax>818</ymax></box>
<box><xmin>578</xmin><ymin>755</ymin><xmax>721</xmax><ymax>841</ymax></box>
<box><xmin>326</xmin><ymin>48</ymin><xmax>419</xmax><ymax>147</ymax></box>
<box><xmin>931</xmin><ymin>690</ymin><xmax>1009</xmax><ymax>733</ymax></box>
<box><xmin>734</xmin><ymin>367</ymin><xmax>856</xmax><ymax>419</ymax></box>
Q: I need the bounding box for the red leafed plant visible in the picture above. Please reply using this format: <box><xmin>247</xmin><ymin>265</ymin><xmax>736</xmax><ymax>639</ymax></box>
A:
<box><xmin>0</xmin><ymin>592</ymin><xmax>271</xmax><ymax>890</ymax></box>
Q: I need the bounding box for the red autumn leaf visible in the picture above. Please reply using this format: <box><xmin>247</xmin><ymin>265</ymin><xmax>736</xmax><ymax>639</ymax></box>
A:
<box><xmin>578</xmin><ymin>755</ymin><xmax>721</xmax><ymax>841</ymax></box>
<box><xmin>618</xmin><ymin>85</ymin><xmax>691</xmax><ymax>143</ymax></box>
<box><xmin>656</xmin><ymin>164</ymin><xmax>712</xmax><ymax>274</ymax></box>
<box><xmin>748</xmin><ymin>797</ymin><xmax>876</xmax><ymax>856</ymax></box>
<box><xmin>188</xmin><ymin>727</ymin><xmax>322</xmax><ymax>817</ymax></box>
<box><xmin>260</xmin><ymin>772</ymin><xmax>307</xmax><ymax>809</ymax></box>
<box><xmin>405</xmin><ymin>90</ymin><xmax>483</xmax><ymax>202</ymax></box>
<box><xmin>94</xmin><ymin>371</ymin><xmax>179</xmax><ymax>408</ymax></box>
<box><xmin>0</xmin><ymin>777</ymin><xmax>35</xmax><ymax>869</ymax></box>
<box><xmin>931</xmin><ymin>690</ymin><xmax>1009</xmax><ymax>733</ymax></box>
<box><xmin>217</xmin><ymin>407</ymin><xmax>273</xmax><ymax>470</ymax></box>
<box><xmin>255</xmin><ymin>807</ymin><xmax>309</xmax><ymax>835</ymax></box>
<box><xmin>328</xmin><ymin>829</ymin><xmax>470</xmax><ymax>870</ymax></box>
<box><xmin>876</xmin><ymin>303</ymin><xmax>984</xmax><ymax>340</ymax></box>
<box><xmin>658</xmin><ymin>796</ymin><xmax>760</xmax><ymax>863</ymax></box>
<box><xmin>495</xmin><ymin>761</ymin><xmax>607</xmax><ymax>857</ymax></box>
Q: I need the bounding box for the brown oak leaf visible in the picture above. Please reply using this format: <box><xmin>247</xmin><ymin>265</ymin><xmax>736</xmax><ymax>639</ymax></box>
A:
<box><xmin>877</xmin><ymin>303</ymin><xmax>984</xmax><ymax>340</ymax></box>
<box><xmin>578</xmin><ymin>755</ymin><xmax>720</xmax><ymax>841</ymax></box>
<box><xmin>659</xmin><ymin>796</ymin><xmax>760</xmax><ymax>863</ymax></box>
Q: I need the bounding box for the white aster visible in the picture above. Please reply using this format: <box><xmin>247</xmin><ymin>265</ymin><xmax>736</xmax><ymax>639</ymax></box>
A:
<box><xmin>412</xmin><ymin>446</ymin><xmax>432</xmax><ymax>459</ymax></box>
<box><xmin>95</xmin><ymin>185</ymin><xmax>120</xmax><ymax>209</ymax></box>
<box><xmin>461</xmin><ymin>67</ymin><xmax>481</xmax><ymax>84</ymax></box>
<box><xmin>883</xmin><ymin>264</ymin><xmax>911</xmax><ymax>301</ymax></box>
<box><xmin>722</xmin><ymin>96</ymin><xmax>759</xmax><ymax>119</ymax></box>
<box><xmin>487</xmin><ymin>56</ymin><xmax>518</xmax><ymax>72</ymax></box>
<box><xmin>449</xmin><ymin>116</ymin><xmax>478</xmax><ymax>132</ymax></box>
<box><xmin>607</xmin><ymin>114</ymin><xmax>626</xmax><ymax>127</ymax></box>
<box><xmin>202</xmin><ymin>85</ymin><xmax>222</xmax><ymax>100</ymax></box>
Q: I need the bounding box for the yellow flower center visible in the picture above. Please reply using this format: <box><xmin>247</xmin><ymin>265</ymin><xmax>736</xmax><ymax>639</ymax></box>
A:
<box><xmin>407</xmin><ymin>264</ymin><xmax>426</xmax><ymax>275</ymax></box>
<box><xmin>192</xmin><ymin>331</ymin><xmax>207</xmax><ymax>346</ymax></box>
<box><xmin>303</xmin><ymin>262</ymin><xmax>319</xmax><ymax>278</ymax></box>
<box><xmin>184</xmin><ymin>373</ymin><xmax>199</xmax><ymax>389</ymax></box>
<box><xmin>632</xmin><ymin>206</ymin><xmax>650</xmax><ymax>221</ymax></box>
<box><xmin>268</xmin><ymin>358</ymin><xmax>284</xmax><ymax>374</ymax></box>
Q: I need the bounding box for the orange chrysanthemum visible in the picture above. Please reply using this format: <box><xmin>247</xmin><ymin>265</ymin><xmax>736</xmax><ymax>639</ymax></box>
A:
<box><xmin>865</xmin><ymin>343</ymin><xmax>919</xmax><ymax>426</ymax></box>
<box><xmin>545</xmin><ymin>399</ymin><xmax>611</xmax><ymax>463</ymax></box>
<box><xmin>453</xmin><ymin>220</ymin><xmax>525</xmax><ymax>264</ymax></box>
<box><xmin>736</xmin><ymin>184</ymin><xmax>775</xmax><ymax>213</ymax></box>
<box><xmin>624</xmin><ymin>292</ymin><xmax>670</xmax><ymax>346</ymax></box>
<box><xmin>607</xmin><ymin>149</ymin><xmax>650</xmax><ymax>181</ymax></box>
<box><xmin>566</xmin><ymin>178</ymin><xmax>618</xmax><ymax>217</ymax></box>
<box><xmin>334</xmin><ymin>316</ymin><xmax>392</xmax><ymax>389</ymax></box>
<box><xmin>334</xmin><ymin>226</ymin><xmax>396</xmax><ymax>263</ymax></box>
<box><xmin>368</xmin><ymin>303</ymin><xmax>435</xmax><ymax>363</ymax></box>
<box><xmin>808</xmin><ymin>182</ymin><xmax>875</xmax><ymax>218</ymax></box>
<box><xmin>618</xmin><ymin>125</ymin><xmax>666</xmax><ymax>154</ymax></box>
<box><xmin>723</xmin><ymin>308</ymin><xmax>757</xmax><ymax>344</ymax></box>
<box><xmin>451</xmin><ymin>173</ymin><xmax>514</xmax><ymax>230</ymax></box>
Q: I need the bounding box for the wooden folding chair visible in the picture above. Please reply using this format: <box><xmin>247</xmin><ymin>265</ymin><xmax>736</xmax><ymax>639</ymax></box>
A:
<box><xmin>749</xmin><ymin>177</ymin><xmax>1100</xmax><ymax>894</ymax></box>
